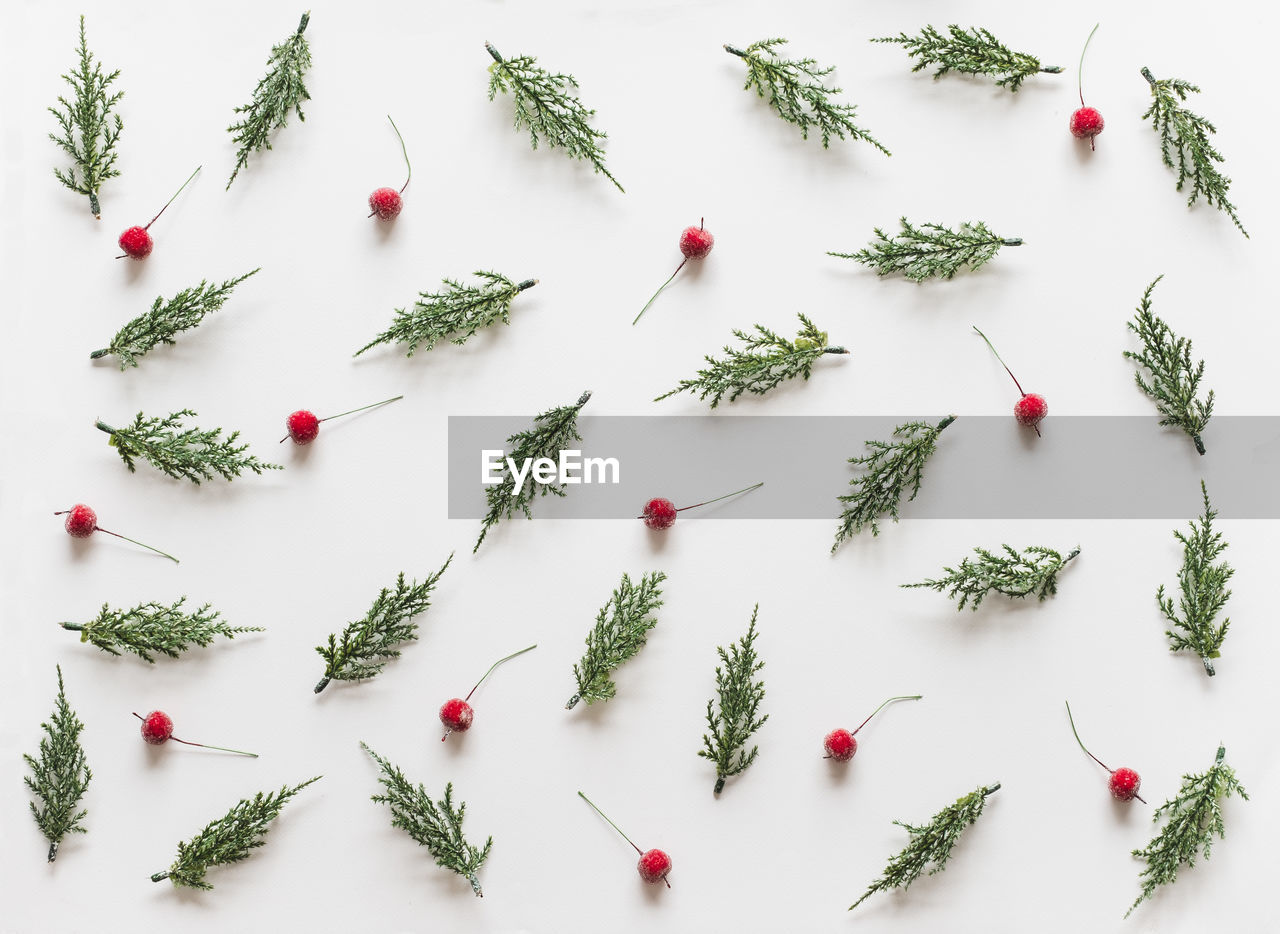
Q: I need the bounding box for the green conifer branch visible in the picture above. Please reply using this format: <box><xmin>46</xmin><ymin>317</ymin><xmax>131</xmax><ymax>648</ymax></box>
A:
<box><xmin>24</xmin><ymin>666</ymin><xmax>92</xmax><ymax>863</ymax></box>
<box><xmin>356</xmin><ymin>272</ymin><xmax>537</xmax><ymax>357</ymax></box>
<box><xmin>59</xmin><ymin>598</ymin><xmax>262</xmax><ymax>663</ymax></box>
<box><xmin>851</xmin><ymin>783</ymin><xmax>1000</xmax><ymax>910</ymax></box>
<box><xmin>829</xmin><ymin>219</ymin><xmax>1022</xmax><ymax>281</ymax></box>
<box><xmin>655</xmin><ymin>313</ymin><xmax>847</xmax><ymax>408</ymax></box>
<box><xmin>833</xmin><ymin>417</ymin><xmax>956</xmax><ymax>550</ymax></box>
<box><xmin>227</xmin><ymin>12</ymin><xmax>312</xmax><ymax>188</ymax></box>
<box><xmin>567</xmin><ymin>571</ymin><xmax>666</xmax><ymax>709</ymax></box>
<box><xmin>151</xmin><ymin>777</ymin><xmax>321</xmax><ymax>890</ymax></box>
<box><xmin>95</xmin><ymin>410</ymin><xmax>282</xmax><ymax>483</ymax></box>
<box><xmin>724</xmin><ymin>39</ymin><xmax>890</xmax><ymax>153</ymax></box>
<box><xmin>1158</xmin><ymin>482</ymin><xmax>1233</xmax><ymax>676</ymax></box>
<box><xmin>903</xmin><ymin>545</ymin><xmax>1081</xmax><ymax>611</ymax></box>
<box><xmin>699</xmin><ymin>606</ymin><xmax>768</xmax><ymax>795</ymax></box>
<box><xmin>90</xmin><ymin>269</ymin><xmax>260</xmax><ymax>368</ymax></box>
<box><xmin>313</xmin><ymin>556</ymin><xmax>453</xmax><ymax>692</ymax></box>
<box><xmin>361</xmin><ymin>744</ymin><xmax>492</xmax><ymax>896</ymax></box>
<box><xmin>49</xmin><ymin>16</ymin><xmax>123</xmax><ymax>218</ymax></box>
<box><xmin>872</xmin><ymin>25</ymin><xmax>1061</xmax><ymax>91</ymax></box>
<box><xmin>1127</xmin><ymin>745</ymin><xmax>1247</xmax><ymax>917</ymax></box>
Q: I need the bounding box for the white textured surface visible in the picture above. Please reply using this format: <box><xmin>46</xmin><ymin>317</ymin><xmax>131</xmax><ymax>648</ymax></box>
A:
<box><xmin>1</xmin><ymin>2</ymin><xmax>1276</xmax><ymax>932</ymax></box>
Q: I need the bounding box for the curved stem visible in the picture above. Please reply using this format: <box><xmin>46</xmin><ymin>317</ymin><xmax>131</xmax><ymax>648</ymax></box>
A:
<box><xmin>321</xmin><ymin>395</ymin><xmax>404</xmax><ymax>424</ymax></box>
<box><xmin>386</xmin><ymin>116</ymin><xmax>411</xmax><ymax>193</ymax></box>
<box><xmin>633</xmin><ymin>258</ymin><xmax>687</xmax><ymax>325</ymax></box>
<box><xmin>972</xmin><ymin>326</ymin><xmax>1026</xmax><ymax>396</ymax></box>
<box><xmin>578</xmin><ymin>791</ymin><xmax>642</xmax><ymax>854</ymax></box>
<box><xmin>1064</xmin><ymin>700</ymin><xmax>1111</xmax><ymax>772</ymax></box>
<box><xmin>850</xmin><ymin>694</ymin><xmax>923</xmax><ymax>736</ymax></box>
<box><xmin>674</xmin><ymin>481</ymin><xmax>764</xmax><ymax>515</ymax></box>
<box><xmin>464</xmin><ymin>644</ymin><xmax>537</xmax><ymax>701</ymax></box>
<box><xmin>95</xmin><ymin>527</ymin><xmax>180</xmax><ymax>564</ymax></box>
<box><xmin>1077</xmin><ymin>24</ymin><xmax>1100</xmax><ymax>107</ymax></box>
<box><xmin>144</xmin><ymin>166</ymin><xmax>201</xmax><ymax>230</ymax></box>
<box><xmin>170</xmin><ymin>736</ymin><xmax>258</xmax><ymax>757</ymax></box>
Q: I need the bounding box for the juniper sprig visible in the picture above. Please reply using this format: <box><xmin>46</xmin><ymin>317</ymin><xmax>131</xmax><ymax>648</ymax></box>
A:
<box><xmin>833</xmin><ymin>417</ymin><xmax>956</xmax><ymax>551</ymax></box>
<box><xmin>829</xmin><ymin>219</ymin><xmax>1022</xmax><ymax>282</ymax></box>
<box><xmin>313</xmin><ymin>556</ymin><xmax>453</xmax><ymax>692</ymax></box>
<box><xmin>1123</xmin><ymin>276</ymin><xmax>1214</xmax><ymax>455</ymax></box>
<box><xmin>60</xmin><ymin>598</ymin><xmax>263</xmax><ymax>663</ymax></box>
<box><xmin>904</xmin><ymin>545</ymin><xmax>1081</xmax><ymax>611</ymax></box>
<box><xmin>1141</xmin><ymin>67</ymin><xmax>1246</xmax><ymax>236</ymax></box>
<box><xmin>361</xmin><ymin>744</ymin><xmax>492</xmax><ymax>897</ymax></box>
<box><xmin>699</xmin><ymin>606</ymin><xmax>768</xmax><ymax>795</ymax></box>
<box><xmin>49</xmin><ymin>16</ymin><xmax>123</xmax><ymax>218</ymax></box>
<box><xmin>1159</xmin><ymin>482</ymin><xmax>1233</xmax><ymax>676</ymax></box>
<box><xmin>90</xmin><ymin>269</ymin><xmax>260</xmax><ymax>369</ymax></box>
<box><xmin>356</xmin><ymin>272</ymin><xmax>537</xmax><ymax>357</ymax></box>
<box><xmin>96</xmin><ymin>410</ymin><xmax>282</xmax><ymax>483</ymax></box>
<box><xmin>655</xmin><ymin>314</ymin><xmax>847</xmax><ymax>408</ymax></box>
<box><xmin>566</xmin><ymin>571</ymin><xmax>666</xmax><ymax>709</ymax></box>
<box><xmin>24</xmin><ymin>666</ymin><xmax>92</xmax><ymax>863</ymax></box>
<box><xmin>486</xmin><ymin>42</ymin><xmax>622</xmax><ymax>192</ymax></box>
<box><xmin>872</xmin><ymin>25</ymin><xmax>1061</xmax><ymax>91</ymax></box>
<box><xmin>851</xmin><ymin>783</ymin><xmax>1000</xmax><ymax>910</ymax></box>
<box><xmin>151</xmin><ymin>777</ymin><xmax>321</xmax><ymax>890</ymax></box>
<box><xmin>1128</xmin><ymin>746</ymin><xmax>1247</xmax><ymax>917</ymax></box>
<box><xmin>475</xmin><ymin>390</ymin><xmax>592</xmax><ymax>552</ymax></box>
<box><xmin>227</xmin><ymin>12</ymin><xmax>312</xmax><ymax>188</ymax></box>
<box><xmin>724</xmin><ymin>39</ymin><xmax>889</xmax><ymax>153</ymax></box>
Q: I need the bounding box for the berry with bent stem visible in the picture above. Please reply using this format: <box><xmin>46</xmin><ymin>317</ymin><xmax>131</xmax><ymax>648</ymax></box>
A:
<box><xmin>973</xmin><ymin>326</ymin><xmax>1047</xmax><ymax>436</ymax></box>
<box><xmin>55</xmin><ymin>504</ymin><xmax>179</xmax><ymax>563</ymax></box>
<box><xmin>641</xmin><ymin>481</ymin><xmax>763</xmax><ymax>530</ymax></box>
<box><xmin>117</xmin><ymin>166</ymin><xmax>202</xmax><ymax>259</ymax></box>
<box><xmin>440</xmin><ymin>644</ymin><xmax>537</xmax><ymax>741</ymax></box>
<box><xmin>369</xmin><ymin>115</ymin><xmax>411</xmax><ymax>219</ymax></box>
<box><xmin>578</xmin><ymin>791</ymin><xmax>671</xmax><ymax>886</ymax></box>
<box><xmin>824</xmin><ymin>694</ymin><xmax>922</xmax><ymax>761</ymax></box>
<box><xmin>134</xmin><ymin>710</ymin><xmax>257</xmax><ymax>757</ymax></box>
<box><xmin>633</xmin><ymin>218</ymin><xmax>714</xmax><ymax>325</ymax></box>
<box><xmin>282</xmin><ymin>395</ymin><xmax>404</xmax><ymax>444</ymax></box>
<box><xmin>1065</xmin><ymin>700</ymin><xmax>1145</xmax><ymax>802</ymax></box>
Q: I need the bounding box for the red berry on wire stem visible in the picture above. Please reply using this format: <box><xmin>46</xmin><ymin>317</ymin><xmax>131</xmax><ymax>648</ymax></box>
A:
<box><xmin>369</xmin><ymin>115</ymin><xmax>411</xmax><ymax>220</ymax></box>
<box><xmin>282</xmin><ymin>395</ymin><xmax>404</xmax><ymax>444</ymax></box>
<box><xmin>133</xmin><ymin>711</ymin><xmax>258</xmax><ymax>757</ymax></box>
<box><xmin>1069</xmin><ymin>25</ymin><xmax>1104</xmax><ymax>150</ymax></box>
<box><xmin>578</xmin><ymin>791</ymin><xmax>672</xmax><ymax>887</ymax></box>
<box><xmin>54</xmin><ymin>504</ymin><xmax>179</xmax><ymax>563</ymax></box>
<box><xmin>824</xmin><ymin>694</ymin><xmax>922</xmax><ymax>762</ymax></box>
<box><xmin>440</xmin><ymin>644</ymin><xmax>537</xmax><ymax>741</ymax></box>
<box><xmin>973</xmin><ymin>326</ymin><xmax>1047</xmax><ymax>436</ymax></box>
<box><xmin>633</xmin><ymin>218</ymin><xmax>715</xmax><ymax>325</ymax></box>
<box><xmin>640</xmin><ymin>481</ymin><xmax>763</xmax><ymax>530</ymax></box>
<box><xmin>116</xmin><ymin>166</ymin><xmax>202</xmax><ymax>259</ymax></box>
<box><xmin>1065</xmin><ymin>700</ymin><xmax>1145</xmax><ymax>802</ymax></box>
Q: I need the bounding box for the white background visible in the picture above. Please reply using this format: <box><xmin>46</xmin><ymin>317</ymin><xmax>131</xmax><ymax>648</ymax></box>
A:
<box><xmin>2</xmin><ymin>1</ymin><xmax>1276</xmax><ymax>932</ymax></box>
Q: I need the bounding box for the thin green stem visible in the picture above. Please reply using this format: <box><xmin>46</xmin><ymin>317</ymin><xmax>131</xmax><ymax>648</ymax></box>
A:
<box><xmin>144</xmin><ymin>166</ymin><xmax>202</xmax><ymax>230</ymax></box>
<box><xmin>133</xmin><ymin>712</ymin><xmax>257</xmax><ymax>757</ymax></box>
<box><xmin>386</xmin><ymin>116</ymin><xmax>411</xmax><ymax>193</ymax></box>
<box><xmin>94</xmin><ymin>527</ymin><xmax>180</xmax><ymax>564</ymax></box>
<box><xmin>1077</xmin><ymin>24</ymin><xmax>1099</xmax><ymax>107</ymax></box>
<box><xmin>633</xmin><ymin>259</ymin><xmax>687</xmax><ymax>325</ymax></box>
<box><xmin>321</xmin><ymin>395</ymin><xmax>405</xmax><ymax>423</ymax></box>
<box><xmin>464</xmin><ymin>644</ymin><xmax>538</xmax><ymax>701</ymax></box>
<box><xmin>972</xmin><ymin>326</ymin><xmax>1026</xmax><ymax>396</ymax></box>
<box><xmin>1064</xmin><ymin>700</ymin><xmax>1111</xmax><ymax>772</ymax></box>
<box><xmin>851</xmin><ymin>694</ymin><xmax>923</xmax><ymax>736</ymax></box>
<box><xmin>674</xmin><ymin>481</ymin><xmax>764</xmax><ymax>514</ymax></box>
<box><xmin>578</xmin><ymin>791</ymin><xmax>641</xmax><ymax>854</ymax></box>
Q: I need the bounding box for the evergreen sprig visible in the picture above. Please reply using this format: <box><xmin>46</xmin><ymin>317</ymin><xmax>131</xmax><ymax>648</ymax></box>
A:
<box><xmin>904</xmin><ymin>545</ymin><xmax>1081</xmax><ymax>611</ymax></box>
<box><xmin>724</xmin><ymin>39</ymin><xmax>889</xmax><ymax>153</ymax></box>
<box><xmin>227</xmin><ymin>12</ymin><xmax>312</xmax><ymax>188</ymax></box>
<box><xmin>475</xmin><ymin>390</ymin><xmax>592</xmax><ymax>552</ymax></box>
<box><xmin>655</xmin><ymin>314</ymin><xmax>847</xmax><ymax>408</ymax></box>
<box><xmin>830</xmin><ymin>219</ymin><xmax>1022</xmax><ymax>281</ymax></box>
<box><xmin>1141</xmin><ymin>67</ymin><xmax>1246</xmax><ymax>236</ymax></box>
<box><xmin>566</xmin><ymin>571</ymin><xmax>666</xmax><ymax>709</ymax></box>
<box><xmin>851</xmin><ymin>783</ymin><xmax>1000</xmax><ymax>910</ymax></box>
<box><xmin>699</xmin><ymin>606</ymin><xmax>768</xmax><ymax>795</ymax></box>
<box><xmin>361</xmin><ymin>744</ymin><xmax>492</xmax><ymax>897</ymax></box>
<box><xmin>96</xmin><ymin>410</ymin><xmax>282</xmax><ymax>483</ymax></box>
<box><xmin>313</xmin><ymin>556</ymin><xmax>453</xmax><ymax>692</ymax></box>
<box><xmin>24</xmin><ymin>666</ymin><xmax>92</xmax><ymax>863</ymax></box>
<box><xmin>356</xmin><ymin>272</ymin><xmax>537</xmax><ymax>357</ymax></box>
<box><xmin>151</xmin><ymin>777</ymin><xmax>321</xmax><ymax>890</ymax></box>
<box><xmin>1128</xmin><ymin>745</ymin><xmax>1247</xmax><ymax>917</ymax></box>
<box><xmin>1123</xmin><ymin>276</ymin><xmax>1214</xmax><ymax>455</ymax></box>
<box><xmin>49</xmin><ymin>16</ymin><xmax>123</xmax><ymax>218</ymax></box>
<box><xmin>90</xmin><ymin>269</ymin><xmax>260</xmax><ymax>368</ymax></box>
<box><xmin>833</xmin><ymin>417</ymin><xmax>956</xmax><ymax>551</ymax></box>
<box><xmin>1158</xmin><ymin>482</ymin><xmax>1233</xmax><ymax>676</ymax></box>
<box><xmin>486</xmin><ymin>43</ymin><xmax>622</xmax><ymax>192</ymax></box>
<box><xmin>60</xmin><ymin>598</ymin><xmax>262</xmax><ymax>663</ymax></box>
<box><xmin>872</xmin><ymin>25</ymin><xmax>1061</xmax><ymax>91</ymax></box>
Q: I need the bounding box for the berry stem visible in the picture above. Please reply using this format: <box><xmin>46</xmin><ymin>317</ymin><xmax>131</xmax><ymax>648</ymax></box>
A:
<box><xmin>633</xmin><ymin>258</ymin><xmax>688</xmax><ymax>325</ymax></box>
<box><xmin>52</xmin><ymin>510</ymin><xmax>179</xmax><ymax>563</ymax></box>
<box><xmin>674</xmin><ymin>481</ymin><xmax>765</xmax><ymax>515</ymax></box>
<box><xmin>972</xmin><ymin>326</ymin><xmax>1026</xmax><ymax>396</ymax></box>
<box><xmin>463</xmin><ymin>644</ymin><xmax>538</xmax><ymax>702</ymax></box>
<box><xmin>321</xmin><ymin>395</ymin><xmax>405</xmax><ymax>423</ymax></box>
<box><xmin>1064</xmin><ymin>700</ymin><xmax>1111</xmax><ymax>772</ymax></box>
<box><xmin>386</xmin><ymin>115</ymin><xmax>411</xmax><ymax>193</ymax></box>
<box><xmin>1077</xmin><ymin>24</ymin><xmax>1100</xmax><ymax>107</ymax></box>
<box><xmin>132</xmin><ymin>712</ymin><xmax>258</xmax><ymax>757</ymax></box>
<box><xmin>144</xmin><ymin>165</ymin><xmax>202</xmax><ymax>231</ymax></box>
<box><xmin>577</xmin><ymin>791</ymin><xmax>641</xmax><ymax>855</ymax></box>
<box><xmin>850</xmin><ymin>694</ymin><xmax>923</xmax><ymax>736</ymax></box>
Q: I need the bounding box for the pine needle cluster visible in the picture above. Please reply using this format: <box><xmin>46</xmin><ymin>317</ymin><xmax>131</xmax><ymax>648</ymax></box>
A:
<box><xmin>361</xmin><ymin>744</ymin><xmax>492</xmax><ymax>896</ymax></box>
<box><xmin>91</xmin><ymin>269</ymin><xmax>260</xmax><ymax>369</ymax></box>
<box><xmin>830</xmin><ymin>219</ymin><xmax>1021</xmax><ymax>282</ymax></box>
<box><xmin>24</xmin><ymin>666</ymin><xmax>92</xmax><ymax>863</ymax></box>
<box><xmin>567</xmin><ymin>571</ymin><xmax>666</xmax><ymax>709</ymax></box>
<box><xmin>60</xmin><ymin>598</ymin><xmax>262</xmax><ymax>662</ymax></box>
<box><xmin>904</xmin><ymin>545</ymin><xmax>1080</xmax><ymax>611</ymax></box>
<box><xmin>1158</xmin><ymin>482</ymin><xmax>1233</xmax><ymax>676</ymax></box>
<box><xmin>227</xmin><ymin>12</ymin><xmax>312</xmax><ymax>188</ymax></box>
<box><xmin>96</xmin><ymin>410</ymin><xmax>282</xmax><ymax>483</ymax></box>
<box><xmin>699</xmin><ymin>606</ymin><xmax>768</xmax><ymax>795</ymax></box>
<box><xmin>725</xmin><ymin>39</ymin><xmax>889</xmax><ymax>153</ymax></box>
<box><xmin>872</xmin><ymin>25</ymin><xmax>1061</xmax><ymax>91</ymax></box>
<box><xmin>356</xmin><ymin>272</ymin><xmax>536</xmax><ymax>357</ymax></box>
<box><xmin>655</xmin><ymin>314</ymin><xmax>847</xmax><ymax>408</ymax></box>
<box><xmin>313</xmin><ymin>556</ymin><xmax>453</xmax><ymax>692</ymax></box>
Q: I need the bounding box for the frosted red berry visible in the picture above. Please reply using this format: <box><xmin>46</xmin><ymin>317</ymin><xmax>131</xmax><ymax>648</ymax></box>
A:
<box><xmin>1109</xmin><ymin>767</ymin><xmax>1142</xmax><ymax>801</ymax></box>
<box><xmin>439</xmin><ymin>698</ymin><xmax>475</xmax><ymax>734</ymax></box>
<box><xmin>823</xmin><ymin>728</ymin><xmax>857</xmax><ymax>761</ymax></box>
<box><xmin>679</xmin><ymin>225</ymin><xmax>715</xmax><ymax>260</ymax></box>
<box><xmin>118</xmin><ymin>226</ymin><xmax>154</xmax><ymax>259</ymax></box>
<box><xmin>1014</xmin><ymin>393</ymin><xmax>1049</xmax><ymax>430</ymax></box>
<box><xmin>1070</xmin><ymin>107</ymin><xmax>1105</xmax><ymax>142</ymax></box>
<box><xmin>286</xmin><ymin>410</ymin><xmax>321</xmax><ymax>445</ymax></box>
<box><xmin>642</xmin><ymin>498</ymin><xmax>678</xmax><ymax>530</ymax></box>
<box><xmin>140</xmin><ymin>710</ymin><xmax>175</xmax><ymax>745</ymax></box>
<box><xmin>637</xmin><ymin>848</ymin><xmax>673</xmax><ymax>884</ymax></box>
<box><xmin>368</xmin><ymin>187</ymin><xmax>403</xmax><ymax>220</ymax></box>
<box><xmin>62</xmin><ymin>504</ymin><xmax>98</xmax><ymax>538</ymax></box>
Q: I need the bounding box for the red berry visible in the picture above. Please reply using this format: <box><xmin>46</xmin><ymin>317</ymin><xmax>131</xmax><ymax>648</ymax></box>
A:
<box><xmin>679</xmin><ymin>225</ymin><xmax>714</xmax><ymax>260</ymax></box>
<box><xmin>118</xmin><ymin>226</ymin><xmax>154</xmax><ymax>259</ymax></box>
<box><xmin>286</xmin><ymin>410</ymin><xmax>321</xmax><ymax>445</ymax></box>
<box><xmin>642</xmin><ymin>497</ymin><xmax>678</xmax><ymax>530</ymax></box>
<box><xmin>1109</xmin><ymin>767</ymin><xmax>1142</xmax><ymax>801</ymax></box>
<box><xmin>62</xmin><ymin>504</ymin><xmax>98</xmax><ymax>538</ymax></box>
<box><xmin>439</xmin><ymin>698</ymin><xmax>474</xmax><ymax>734</ymax></box>
<box><xmin>140</xmin><ymin>710</ymin><xmax>174</xmax><ymax>745</ymax></box>
<box><xmin>637</xmin><ymin>848</ymin><xmax>672</xmax><ymax>884</ymax></box>
<box><xmin>368</xmin><ymin>187</ymin><xmax>403</xmax><ymax>220</ymax></box>
<box><xmin>1014</xmin><ymin>393</ymin><xmax>1048</xmax><ymax>429</ymax></box>
<box><xmin>1070</xmin><ymin>106</ymin><xmax>1105</xmax><ymax>141</ymax></box>
<box><xmin>824</xmin><ymin>728</ymin><xmax>857</xmax><ymax>761</ymax></box>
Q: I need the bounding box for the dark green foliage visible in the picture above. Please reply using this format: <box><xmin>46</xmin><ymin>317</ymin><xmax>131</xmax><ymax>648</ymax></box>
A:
<box><xmin>152</xmin><ymin>777</ymin><xmax>321</xmax><ymax>890</ymax></box>
<box><xmin>50</xmin><ymin>16</ymin><xmax>123</xmax><ymax>217</ymax></box>
<box><xmin>833</xmin><ymin>417</ymin><xmax>955</xmax><ymax>550</ymax></box>
<box><xmin>655</xmin><ymin>314</ymin><xmax>847</xmax><ymax>408</ymax></box>
<box><xmin>96</xmin><ymin>410</ymin><xmax>282</xmax><ymax>484</ymax></box>
<box><xmin>1141</xmin><ymin>68</ymin><xmax>1246</xmax><ymax>236</ymax></box>
<box><xmin>851</xmin><ymin>783</ymin><xmax>1000</xmax><ymax>910</ymax></box>
<box><xmin>1123</xmin><ymin>277</ymin><xmax>1214</xmax><ymax>455</ymax></box>
<box><xmin>1159</xmin><ymin>482</ymin><xmax>1233</xmax><ymax>676</ymax></box>
<box><xmin>313</xmin><ymin>556</ymin><xmax>453</xmax><ymax>692</ymax></box>
<box><xmin>227</xmin><ymin>12</ymin><xmax>312</xmax><ymax>188</ymax></box>
<box><xmin>91</xmin><ymin>269</ymin><xmax>260</xmax><ymax>368</ymax></box>
<box><xmin>486</xmin><ymin>42</ymin><xmax>622</xmax><ymax>192</ymax></box>
<box><xmin>904</xmin><ymin>545</ymin><xmax>1080</xmax><ymax>611</ymax></box>
<box><xmin>475</xmin><ymin>391</ymin><xmax>592</xmax><ymax>552</ymax></box>
<box><xmin>567</xmin><ymin>571</ymin><xmax>666</xmax><ymax>709</ymax></box>
<box><xmin>699</xmin><ymin>606</ymin><xmax>768</xmax><ymax>795</ymax></box>
<box><xmin>60</xmin><ymin>598</ymin><xmax>262</xmax><ymax>662</ymax></box>
<box><xmin>1128</xmin><ymin>746</ymin><xmax>1247</xmax><ymax>917</ymax></box>
<box><xmin>829</xmin><ymin>219</ymin><xmax>1021</xmax><ymax>281</ymax></box>
<box><xmin>872</xmin><ymin>25</ymin><xmax>1060</xmax><ymax>91</ymax></box>
<box><xmin>725</xmin><ymin>39</ymin><xmax>889</xmax><ymax>153</ymax></box>
<box><xmin>356</xmin><ymin>272</ymin><xmax>536</xmax><ymax>357</ymax></box>
<box><xmin>361</xmin><ymin>744</ymin><xmax>492</xmax><ymax>897</ymax></box>
<box><xmin>24</xmin><ymin>666</ymin><xmax>92</xmax><ymax>862</ymax></box>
